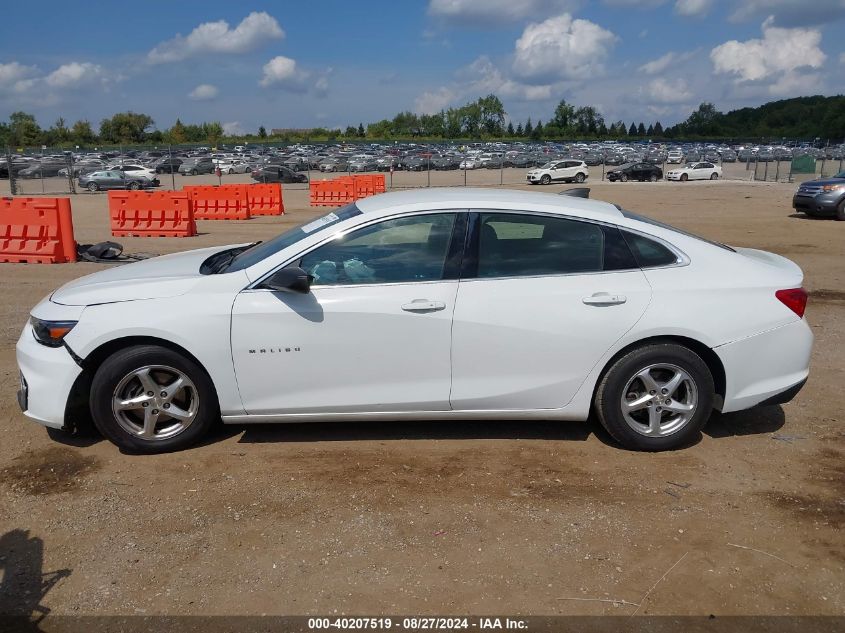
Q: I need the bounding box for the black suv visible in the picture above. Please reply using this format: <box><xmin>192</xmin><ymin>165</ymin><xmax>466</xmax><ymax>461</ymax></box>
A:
<box><xmin>792</xmin><ymin>171</ymin><xmax>845</xmax><ymax>220</ymax></box>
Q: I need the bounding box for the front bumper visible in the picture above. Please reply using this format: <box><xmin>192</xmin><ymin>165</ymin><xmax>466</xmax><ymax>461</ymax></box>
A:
<box><xmin>15</xmin><ymin>323</ymin><xmax>82</xmax><ymax>429</ymax></box>
<box><xmin>715</xmin><ymin>318</ymin><xmax>813</xmax><ymax>413</ymax></box>
<box><xmin>792</xmin><ymin>193</ymin><xmax>843</xmax><ymax>215</ymax></box>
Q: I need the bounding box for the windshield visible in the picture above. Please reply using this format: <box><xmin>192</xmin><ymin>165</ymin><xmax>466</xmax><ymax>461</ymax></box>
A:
<box><xmin>540</xmin><ymin>162</ymin><xmax>557</xmax><ymax>169</ymax></box>
<box><xmin>226</xmin><ymin>204</ymin><xmax>363</xmax><ymax>272</ymax></box>
<box><xmin>835</xmin><ymin>171</ymin><xmax>845</xmax><ymax>179</ymax></box>
<box><xmin>622</xmin><ymin>210</ymin><xmax>735</xmax><ymax>252</ymax></box>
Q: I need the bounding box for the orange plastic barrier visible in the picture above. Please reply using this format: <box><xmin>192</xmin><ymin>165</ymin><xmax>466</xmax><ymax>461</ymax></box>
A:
<box><xmin>0</xmin><ymin>197</ymin><xmax>77</xmax><ymax>263</ymax></box>
<box><xmin>247</xmin><ymin>183</ymin><xmax>284</xmax><ymax>216</ymax></box>
<box><xmin>351</xmin><ymin>174</ymin><xmax>386</xmax><ymax>199</ymax></box>
<box><xmin>184</xmin><ymin>184</ymin><xmax>250</xmax><ymax>220</ymax></box>
<box><xmin>310</xmin><ymin>179</ymin><xmax>355</xmax><ymax>207</ymax></box>
<box><xmin>108</xmin><ymin>191</ymin><xmax>196</xmax><ymax>237</ymax></box>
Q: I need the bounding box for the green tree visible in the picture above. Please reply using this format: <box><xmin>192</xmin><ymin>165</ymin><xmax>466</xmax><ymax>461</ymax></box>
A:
<box><xmin>552</xmin><ymin>99</ymin><xmax>575</xmax><ymax>131</ymax></box>
<box><xmin>344</xmin><ymin>126</ymin><xmax>358</xmax><ymax>137</ymax></box>
<box><xmin>515</xmin><ymin>122</ymin><xmax>524</xmax><ymax>136</ymax></box>
<box><xmin>531</xmin><ymin>119</ymin><xmax>543</xmax><ymax>140</ymax></box>
<box><xmin>628</xmin><ymin>122</ymin><xmax>637</xmax><ymax>136</ymax></box>
<box><xmin>167</xmin><ymin>119</ymin><xmax>187</xmax><ymax>144</ymax></box>
<box><xmin>524</xmin><ymin>118</ymin><xmax>533</xmax><ymax>137</ymax></box>
<box><xmin>478</xmin><ymin>94</ymin><xmax>506</xmax><ymax>136</ymax></box>
<box><xmin>204</xmin><ymin>121</ymin><xmax>223</xmax><ymax>146</ymax></box>
<box><xmin>70</xmin><ymin>120</ymin><xmax>96</xmax><ymax>145</ymax></box>
<box><xmin>9</xmin><ymin>111</ymin><xmax>42</xmax><ymax>146</ymax></box>
<box><xmin>637</xmin><ymin>122</ymin><xmax>646</xmax><ymax>136</ymax></box>
<box><xmin>99</xmin><ymin>112</ymin><xmax>154</xmax><ymax>144</ymax></box>
<box><xmin>646</xmin><ymin>124</ymin><xmax>654</xmax><ymax>136</ymax></box>
<box><xmin>357</xmin><ymin>122</ymin><xmax>365</xmax><ymax>137</ymax></box>
<box><xmin>258</xmin><ymin>125</ymin><xmax>267</xmax><ymax>138</ymax></box>
<box><xmin>507</xmin><ymin>121</ymin><xmax>515</xmax><ymax>136</ymax></box>
<box><xmin>653</xmin><ymin>121</ymin><xmax>664</xmax><ymax>136</ymax></box>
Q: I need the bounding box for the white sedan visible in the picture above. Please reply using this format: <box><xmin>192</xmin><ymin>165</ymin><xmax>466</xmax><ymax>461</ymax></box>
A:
<box><xmin>667</xmin><ymin>162</ymin><xmax>722</xmax><ymax>181</ymax></box>
<box><xmin>215</xmin><ymin>160</ymin><xmax>252</xmax><ymax>174</ymax></box>
<box><xmin>16</xmin><ymin>188</ymin><xmax>812</xmax><ymax>453</ymax></box>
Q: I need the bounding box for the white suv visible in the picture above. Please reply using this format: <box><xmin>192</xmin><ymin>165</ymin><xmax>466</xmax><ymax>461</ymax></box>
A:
<box><xmin>527</xmin><ymin>160</ymin><xmax>589</xmax><ymax>185</ymax></box>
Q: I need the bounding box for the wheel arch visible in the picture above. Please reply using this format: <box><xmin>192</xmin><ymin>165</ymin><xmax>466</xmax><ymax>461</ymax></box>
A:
<box><xmin>64</xmin><ymin>335</ymin><xmax>220</xmax><ymax>432</ymax></box>
<box><xmin>592</xmin><ymin>335</ymin><xmax>726</xmax><ymax>410</ymax></box>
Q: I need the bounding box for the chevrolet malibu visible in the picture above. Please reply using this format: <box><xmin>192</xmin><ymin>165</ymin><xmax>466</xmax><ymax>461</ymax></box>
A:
<box><xmin>16</xmin><ymin>188</ymin><xmax>812</xmax><ymax>453</ymax></box>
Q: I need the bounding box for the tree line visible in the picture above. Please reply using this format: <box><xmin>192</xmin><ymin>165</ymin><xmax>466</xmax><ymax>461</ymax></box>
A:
<box><xmin>2</xmin><ymin>94</ymin><xmax>844</xmax><ymax>149</ymax></box>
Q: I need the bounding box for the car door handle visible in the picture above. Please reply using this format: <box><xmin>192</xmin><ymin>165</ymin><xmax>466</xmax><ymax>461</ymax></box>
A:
<box><xmin>582</xmin><ymin>293</ymin><xmax>627</xmax><ymax>306</ymax></box>
<box><xmin>401</xmin><ymin>300</ymin><xmax>446</xmax><ymax>312</ymax></box>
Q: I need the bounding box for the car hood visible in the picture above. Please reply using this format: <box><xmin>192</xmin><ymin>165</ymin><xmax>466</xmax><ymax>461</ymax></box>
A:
<box><xmin>50</xmin><ymin>245</ymin><xmax>234</xmax><ymax>306</ymax></box>
<box><xmin>800</xmin><ymin>177</ymin><xmax>845</xmax><ymax>187</ymax></box>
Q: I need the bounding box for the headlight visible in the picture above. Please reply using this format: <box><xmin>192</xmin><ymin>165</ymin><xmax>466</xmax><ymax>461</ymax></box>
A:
<box><xmin>822</xmin><ymin>184</ymin><xmax>845</xmax><ymax>192</ymax></box>
<box><xmin>30</xmin><ymin>317</ymin><xmax>77</xmax><ymax>347</ymax></box>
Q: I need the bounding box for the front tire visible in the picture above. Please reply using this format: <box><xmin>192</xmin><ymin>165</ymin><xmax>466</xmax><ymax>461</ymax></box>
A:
<box><xmin>680</xmin><ymin>173</ymin><xmax>688</xmax><ymax>182</ymax></box>
<box><xmin>90</xmin><ymin>345</ymin><xmax>219</xmax><ymax>453</ymax></box>
<box><xmin>594</xmin><ymin>343</ymin><xmax>714</xmax><ymax>451</ymax></box>
<box><xmin>540</xmin><ymin>174</ymin><xmax>551</xmax><ymax>185</ymax></box>
<box><xmin>836</xmin><ymin>200</ymin><xmax>845</xmax><ymax>221</ymax></box>
<box><xmin>621</xmin><ymin>174</ymin><xmax>628</xmax><ymax>182</ymax></box>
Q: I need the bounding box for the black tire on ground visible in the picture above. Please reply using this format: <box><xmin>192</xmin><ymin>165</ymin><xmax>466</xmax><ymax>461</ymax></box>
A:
<box><xmin>837</xmin><ymin>200</ymin><xmax>845</xmax><ymax>221</ymax></box>
<box><xmin>621</xmin><ymin>174</ymin><xmax>628</xmax><ymax>182</ymax></box>
<box><xmin>191</xmin><ymin>169</ymin><xmax>198</xmax><ymax>176</ymax></box>
<box><xmin>540</xmin><ymin>174</ymin><xmax>551</xmax><ymax>185</ymax></box>
<box><xmin>128</xmin><ymin>181</ymin><xmax>140</xmax><ymax>190</ymax></box>
<box><xmin>649</xmin><ymin>174</ymin><xmax>658</xmax><ymax>182</ymax></box>
<box><xmin>680</xmin><ymin>173</ymin><xmax>688</xmax><ymax>181</ymax></box>
<box><xmin>90</xmin><ymin>345</ymin><xmax>219</xmax><ymax>453</ymax></box>
<box><xmin>87</xmin><ymin>182</ymin><xmax>99</xmax><ymax>192</ymax></box>
<box><xmin>575</xmin><ymin>172</ymin><xmax>586</xmax><ymax>183</ymax></box>
<box><xmin>710</xmin><ymin>173</ymin><xmax>719</xmax><ymax>180</ymax></box>
<box><xmin>594</xmin><ymin>343</ymin><xmax>715</xmax><ymax>451</ymax></box>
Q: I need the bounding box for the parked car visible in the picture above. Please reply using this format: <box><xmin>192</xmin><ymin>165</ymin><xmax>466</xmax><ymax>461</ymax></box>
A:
<box><xmin>667</xmin><ymin>150</ymin><xmax>684</xmax><ymax>164</ymax></box>
<box><xmin>607</xmin><ymin>163</ymin><xmax>663</xmax><ymax>182</ymax></box>
<box><xmin>179</xmin><ymin>157</ymin><xmax>215</xmax><ymax>175</ymax></box>
<box><xmin>78</xmin><ymin>170</ymin><xmax>157</xmax><ymax>192</ymax></box>
<box><xmin>527</xmin><ymin>160</ymin><xmax>589</xmax><ymax>185</ymax></box>
<box><xmin>154</xmin><ymin>157</ymin><xmax>184</xmax><ymax>174</ymax></box>
<box><xmin>216</xmin><ymin>160</ymin><xmax>252</xmax><ymax>174</ymax></box>
<box><xmin>109</xmin><ymin>164</ymin><xmax>157</xmax><ymax>182</ymax></box>
<box><xmin>792</xmin><ymin>171</ymin><xmax>845</xmax><ymax>220</ymax></box>
<box><xmin>666</xmin><ymin>162</ymin><xmax>722</xmax><ymax>182</ymax></box>
<box><xmin>17</xmin><ymin>188</ymin><xmax>812</xmax><ymax>454</ymax></box>
<box><xmin>17</xmin><ymin>162</ymin><xmax>65</xmax><ymax>179</ymax></box>
<box><xmin>251</xmin><ymin>165</ymin><xmax>308</xmax><ymax>183</ymax></box>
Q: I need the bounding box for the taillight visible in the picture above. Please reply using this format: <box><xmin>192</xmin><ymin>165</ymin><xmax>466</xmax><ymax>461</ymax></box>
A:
<box><xmin>776</xmin><ymin>288</ymin><xmax>808</xmax><ymax>318</ymax></box>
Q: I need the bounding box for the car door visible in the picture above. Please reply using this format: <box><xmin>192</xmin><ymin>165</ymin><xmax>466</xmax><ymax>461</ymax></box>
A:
<box><xmin>231</xmin><ymin>211</ymin><xmax>467</xmax><ymax>415</ymax></box>
<box><xmin>450</xmin><ymin>211</ymin><xmax>652</xmax><ymax>411</ymax></box>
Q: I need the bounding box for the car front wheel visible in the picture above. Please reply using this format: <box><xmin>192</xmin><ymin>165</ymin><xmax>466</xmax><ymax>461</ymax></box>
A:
<box><xmin>594</xmin><ymin>343</ymin><xmax>714</xmax><ymax>451</ymax></box>
<box><xmin>90</xmin><ymin>345</ymin><xmax>219</xmax><ymax>453</ymax></box>
<box><xmin>540</xmin><ymin>174</ymin><xmax>551</xmax><ymax>185</ymax></box>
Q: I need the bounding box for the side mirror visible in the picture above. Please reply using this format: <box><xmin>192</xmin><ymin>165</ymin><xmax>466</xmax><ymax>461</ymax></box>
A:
<box><xmin>260</xmin><ymin>267</ymin><xmax>313</xmax><ymax>294</ymax></box>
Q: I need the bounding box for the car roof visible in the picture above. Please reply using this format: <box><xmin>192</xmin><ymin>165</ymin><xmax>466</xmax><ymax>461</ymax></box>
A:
<box><xmin>354</xmin><ymin>187</ymin><xmax>623</xmax><ymax>221</ymax></box>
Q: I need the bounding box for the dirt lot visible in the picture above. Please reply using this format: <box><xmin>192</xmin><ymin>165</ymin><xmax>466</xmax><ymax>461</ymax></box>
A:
<box><xmin>0</xmin><ymin>172</ymin><xmax>843</xmax><ymax>619</ymax></box>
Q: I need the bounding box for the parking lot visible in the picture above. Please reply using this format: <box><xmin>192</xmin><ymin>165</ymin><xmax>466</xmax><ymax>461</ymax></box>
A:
<box><xmin>0</xmin><ymin>173</ymin><xmax>843</xmax><ymax>617</ymax></box>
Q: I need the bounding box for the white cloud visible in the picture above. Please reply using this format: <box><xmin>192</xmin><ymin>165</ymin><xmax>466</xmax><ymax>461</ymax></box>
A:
<box><xmin>711</xmin><ymin>17</ymin><xmax>826</xmax><ymax>82</ymax></box>
<box><xmin>148</xmin><ymin>12</ymin><xmax>283</xmax><ymax>64</ymax></box>
<box><xmin>44</xmin><ymin>62</ymin><xmax>103</xmax><ymax>88</ymax></box>
<box><xmin>512</xmin><ymin>14</ymin><xmax>617</xmax><ymax>82</ymax></box>
<box><xmin>730</xmin><ymin>0</ymin><xmax>845</xmax><ymax>26</ymax></box>
<box><xmin>188</xmin><ymin>84</ymin><xmax>219</xmax><ymax>100</ymax></box>
<box><xmin>0</xmin><ymin>61</ymin><xmax>37</xmax><ymax>89</ymax></box>
<box><xmin>639</xmin><ymin>52</ymin><xmax>676</xmax><ymax>75</ymax></box>
<box><xmin>222</xmin><ymin>121</ymin><xmax>246</xmax><ymax>136</ymax></box>
<box><xmin>674</xmin><ymin>0</ymin><xmax>713</xmax><ymax>16</ymax></box>
<box><xmin>646</xmin><ymin>77</ymin><xmax>693</xmax><ymax>103</ymax></box>
<box><xmin>768</xmin><ymin>72</ymin><xmax>822</xmax><ymax>96</ymax></box>
<box><xmin>259</xmin><ymin>56</ymin><xmax>307</xmax><ymax>89</ymax></box>
<box><xmin>415</xmin><ymin>87</ymin><xmax>456</xmax><ymax>115</ymax></box>
<box><xmin>427</xmin><ymin>0</ymin><xmax>579</xmax><ymax>25</ymax></box>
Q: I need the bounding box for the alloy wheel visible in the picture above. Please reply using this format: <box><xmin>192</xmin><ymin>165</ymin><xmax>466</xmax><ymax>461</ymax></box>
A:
<box><xmin>112</xmin><ymin>365</ymin><xmax>198</xmax><ymax>441</ymax></box>
<box><xmin>620</xmin><ymin>363</ymin><xmax>698</xmax><ymax>437</ymax></box>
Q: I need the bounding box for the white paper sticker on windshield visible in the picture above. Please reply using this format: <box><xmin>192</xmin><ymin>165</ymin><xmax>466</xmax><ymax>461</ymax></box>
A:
<box><xmin>301</xmin><ymin>213</ymin><xmax>339</xmax><ymax>234</ymax></box>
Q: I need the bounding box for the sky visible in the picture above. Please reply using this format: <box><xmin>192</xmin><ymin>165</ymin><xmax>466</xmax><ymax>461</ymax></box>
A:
<box><xmin>1</xmin><ymin>0</ymin><xmax>844</xmax><ymax>134</ymax></box>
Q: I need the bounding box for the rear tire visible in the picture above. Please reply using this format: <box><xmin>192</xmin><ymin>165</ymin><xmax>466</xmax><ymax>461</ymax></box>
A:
<box><xmin>87</xmin><ymin>182</ymin><xmax>99</xmax><ymax>192</ymax></box>
<box><xmin>594</xmin><ymin>343</ymin><xmax>714</xmax><ymax>451</ymax></box>
<box><xmin>836</xmin><ymin>200</ymin><xmax>845</xmax><ymax>221</ymax></box>
<box><xmin>649</xmin><ymin>174</ymin><xmax>658</xmax><ymax>182</ymax></box>
<box><xmin>575</xmin><ymin>172</ymin><xmax>586</xmax><ymax>184</ymax></box>
<box><xmin>128</xmin><ymin>181</ymin><xmax>140</xmax><ymax>190</ymax></box>
<box><xmin>710</xmin><ymin>173</ymin><xmax>719</xmax><ymax>180</ymax></box>
<box><xmin>90</xmin><ymin>345</ymin><xmax>219</xmax><ymax>453</ymax></box>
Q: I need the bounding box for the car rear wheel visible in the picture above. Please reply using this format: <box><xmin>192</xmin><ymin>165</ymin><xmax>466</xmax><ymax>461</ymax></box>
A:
<box><xmin>710</xmin><ymin>173</ymin><xmax>719</xmax><ymax>180</ymax></box>
<box><xmin>620</xmin><ymin>174</ymin><xmax>628</xmax><ymax>182</ymax></box>
<box><xmin>90</xmin><ymin>345</ymin><xmax>219</xmax><ymax>453</ymax></box>
<box><xmin>540</xmin><ymin>174</ymin><xmax>551</xmax><ymax>185</ymax></box>
<box><xmin>575</xmin><ymin>172</ymin><xmax>586</xmax><ymax>183</ymax></box>
<box><xmin>87</xmin><ymin>182</ymin><xmax>99</xmax><ymax>192</ymax></box>
<box><xmin>680</xmin><ymin>173</ymin><xmax>688</xmax><ymax>182</ymax></box>
<box><xmin>649</xmin><ymin>174</ymin><xmax>658</xmax><ymax>182</ymax></box>
<box><xmin>594</xmin><ymin>343</ymin><xmax>714</xmax><ymax>451</ymax></box>
<box><xmin>128</xmin><ymin>181</ymin><xmax>140</xmax><ymax>190</ymax></box>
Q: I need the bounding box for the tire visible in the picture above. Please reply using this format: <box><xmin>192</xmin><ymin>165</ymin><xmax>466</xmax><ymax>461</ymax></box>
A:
<box><xmin>680</xmin><ymin>173</ymin><xmax>688</xmax><ymax>182</ymax></box>
<box><xmin>594</xmin><ymin>343</ymin><xmax>714</xmax><ymax>451</ymax></box>
<box><xmin>710</xmin><ymin>173</ymin><xmax>718</xmax><ymax>180</ymax></box>
<box><xmin>228</xmin><ymin>169</ymin><xmax>234</xmax><ymax>175</ymax></box>
<box><xmin>191</xmin><ymin>169</ymin><xmax>198</xmax><ymax>176</ymax></box>
<box><xmin>128</xmin><ymin>181</ymin><xmax>140</xmax><ymax>190</ymax></box>
<box><xmin>621</xmin><ymin>174</ymin><xmax>628</xmax><ymax>183</ymax></box>
<box><xmin>575</xmin><ymin>172</ymin><xmax>586</xmax><ymax>184</ymax></box>
<box><xmin>836</xmin><ymin>199</ymin><xmax>845</xmax><ymax>221</ymax></box>
<box><xmin>649</xmin><ymin>174</ymin><xmax>658</xmax><ymax>182</ymax></box>
<box><xmin>540</xmin><ymin>174</ymin><xmax>551</xmax><ymax>185</ymax></box>
<box><xmin>87</xmin><ymin>182</ymin><xmax>99</xmax><ymax>192</ymax></box>
<box><xmin>90</xmin><ymin>345</ymin><xmax>219</xmax><ymax>453</ymax></box>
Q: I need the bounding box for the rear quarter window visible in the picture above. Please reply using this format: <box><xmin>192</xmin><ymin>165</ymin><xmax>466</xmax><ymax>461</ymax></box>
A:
<box><xmin>622</xmin><ymin>231</ymin><xmax>680</xmax><ymax>268</ymax></box>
